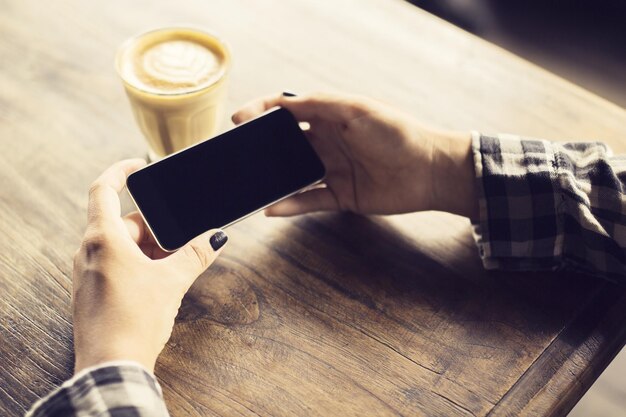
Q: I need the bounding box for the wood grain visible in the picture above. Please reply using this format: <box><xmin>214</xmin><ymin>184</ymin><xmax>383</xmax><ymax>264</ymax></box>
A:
<box><xmin>1</xmin><ymin>0</ymin><xmax>625</xmax><ymax>416</ymax></box>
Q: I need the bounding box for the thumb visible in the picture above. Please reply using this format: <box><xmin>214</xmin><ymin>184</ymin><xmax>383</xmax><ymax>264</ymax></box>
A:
<box><xmin>166</xmin><ymin>229</ymin><xmax>228</xmax><ymax>277</ymax></box>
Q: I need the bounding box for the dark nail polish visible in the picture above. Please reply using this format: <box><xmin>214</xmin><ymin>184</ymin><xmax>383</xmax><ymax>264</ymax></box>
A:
<box><xmin>282</xmin><ymin>91</ymin><xmax>297</xmax><ymax>97</ymax></box>
<box><xmin>210</xmin><ymin>230</ymin><xmax>228</xmax><ymax>251</ymax></box>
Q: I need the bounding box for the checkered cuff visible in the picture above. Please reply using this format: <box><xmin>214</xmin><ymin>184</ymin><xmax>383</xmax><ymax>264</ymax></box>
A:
<box><xmin>26</xmin><ymin>361</ymin><xmax>169</xmax><ymax>417</ymax></box>
<box><xmin>471</xmin><ymin>132</ymin><xmax>626</xmax><ymax>282</ymax></box>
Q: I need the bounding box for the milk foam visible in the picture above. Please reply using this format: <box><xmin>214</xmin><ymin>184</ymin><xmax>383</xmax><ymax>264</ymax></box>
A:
<box><xmin>127</xmin><ymin>38</ymin><xmax>223</xmax><ymax>94</ymax></box>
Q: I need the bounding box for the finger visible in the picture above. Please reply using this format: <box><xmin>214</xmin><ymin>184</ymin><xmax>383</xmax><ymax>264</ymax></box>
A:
<box><xmin>231</xmin><ymin>93</ymin><xmax>284</xmax><ymax>124</ymax></box>
<box><xmin>280</xmin><ymin>93</ymin><xmax>368</xmax><ymax>123</ymax></box>
<box><xmin>139</xmin><ymin>242</ymin><xmax>171</xmax><ymax>260</ymax></box>
<box><xmin>165</xmin><ymin>229</ymin><xmax>228</xmax><ymax>280</ymax></box>
<box><xmin>122</xmin><ymin>211</ymin><xmax>149</xmax><ymax>243</ymax></box>
<box><xmin>88</xmin><ymin>159</ymin><xmax>147</xmax><ymax>225</ymax></box>
<box><xmin>265</xmin><ymin>187</ymin><xmax>339</xmax><ymax>217</ymax></box>
<box><xmin>123</xmin><ymin>212</ymin><xmax>173</xmax><ymax>259</ymax></box>
<box><xmin>232</xmin><ymin>92</ymin><xmax>367</xmax><ymax>125</ymax></box>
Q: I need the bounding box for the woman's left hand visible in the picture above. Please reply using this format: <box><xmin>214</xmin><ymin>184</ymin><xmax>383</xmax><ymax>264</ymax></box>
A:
<box><xmin>72</xmin><ymin>159</ymin><xmax>228</xmax><ymax>373</ymax></box>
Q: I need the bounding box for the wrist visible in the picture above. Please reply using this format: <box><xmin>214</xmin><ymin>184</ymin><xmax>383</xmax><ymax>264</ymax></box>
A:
<box><xmin>430</xmin><ymin>131</ymin><xmax>478</xmax><ymax>219</ymax></box>
<box><xmin>74</xmin><ymin>341</ymin><xmax>157</xmax><ymax>374</ymax></box>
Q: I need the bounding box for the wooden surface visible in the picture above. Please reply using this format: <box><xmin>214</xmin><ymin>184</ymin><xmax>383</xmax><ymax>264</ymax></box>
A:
<box><xmin>1</xmin><ymin>0</ymin><xmax>625</xmax><ymax>416</ymax></box>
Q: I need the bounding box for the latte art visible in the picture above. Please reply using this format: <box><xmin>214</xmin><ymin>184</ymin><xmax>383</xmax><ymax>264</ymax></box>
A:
<box><xmin>137</xmin><ymin>40</ymin><xmax>222</xmax><ymax>93</ymax></box>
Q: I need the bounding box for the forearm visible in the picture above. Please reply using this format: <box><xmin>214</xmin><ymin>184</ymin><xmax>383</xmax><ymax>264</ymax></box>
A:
<box><xmin>26</xmin><ymin>362</ymin><xmax>170</xmax><ymax>417</ymax></box>
<box><xmin>430</xmin><ymin>130</ymin><xmax>479</xmax><ymax>219</ymax></box>
<box><xmin>470</xmin><ymin>132</ymin><xmax>626</xmax><ymax>282</ymax></box>
<box><xmin>424</xmin><ymin>127</ymin><xmax>625</xmax><ymax>281</ymax></box>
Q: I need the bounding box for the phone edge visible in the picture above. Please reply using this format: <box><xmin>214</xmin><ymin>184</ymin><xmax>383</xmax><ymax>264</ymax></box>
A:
<box><xmin>127</xmin><ymin>175</ymin><xmax>325</xmax><ymax>253</ymax></box>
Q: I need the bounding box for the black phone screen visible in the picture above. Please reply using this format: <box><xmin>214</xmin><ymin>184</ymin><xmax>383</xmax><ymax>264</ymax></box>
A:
<box><xmin>126</xmin><ymin>108</ymin><xmax>325</xmax><ymax>251</ymax></box>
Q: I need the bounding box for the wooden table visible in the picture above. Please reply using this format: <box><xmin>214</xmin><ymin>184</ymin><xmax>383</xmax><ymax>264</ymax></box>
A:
<box><xmin>1</xmin><ymin>1</ymin><xmax>625</xmax><ymax>416</ymax></box>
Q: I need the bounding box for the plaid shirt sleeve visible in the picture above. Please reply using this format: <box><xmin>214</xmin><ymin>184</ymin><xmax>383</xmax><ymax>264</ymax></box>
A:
<box><xmin>26</xmin><ymin>361</ymin><xmax>170</xmax><ymax>417</ymax></box>
<box><xmin>471</xmin><ymin>132</ymin><xmax>626</xmax><ymax>284</ymax></box>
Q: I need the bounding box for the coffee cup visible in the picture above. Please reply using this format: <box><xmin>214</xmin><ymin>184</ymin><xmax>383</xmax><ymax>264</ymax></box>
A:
<box><xmin>116</xmin><ymin>27</ymin><xmax>231</xmax><ymax>161</ymax></box>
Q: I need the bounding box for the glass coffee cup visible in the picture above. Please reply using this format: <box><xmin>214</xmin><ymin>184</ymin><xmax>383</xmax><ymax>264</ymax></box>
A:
<box><xmin>116</xmin><ymin>27</ymin><xmax>231</xmax><ymax>161</ymax></box>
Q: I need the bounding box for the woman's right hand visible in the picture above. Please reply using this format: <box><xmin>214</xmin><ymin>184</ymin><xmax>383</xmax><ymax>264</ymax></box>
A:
<box><xmin>232</xmin><ymin>92</ymin><xmax>478</xmax><ymax>219</ymax></box>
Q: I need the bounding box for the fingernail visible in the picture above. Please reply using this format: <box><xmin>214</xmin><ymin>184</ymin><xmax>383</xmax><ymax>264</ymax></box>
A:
<box><xmin>282</xmin><ymin>91</ymin><xmax>297</xmax><ymax>97</ymax></box>
<box><xmin>210</xmin><ymin>230</ymin><xmax>228</xmax><ymax>251</ymax></box>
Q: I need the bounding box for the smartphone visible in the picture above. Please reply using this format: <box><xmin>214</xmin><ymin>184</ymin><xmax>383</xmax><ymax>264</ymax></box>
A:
<box><xmin>126</xmin><ymin>107</ymin><xmax>326</xmax><ymax>251</ymax></box>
